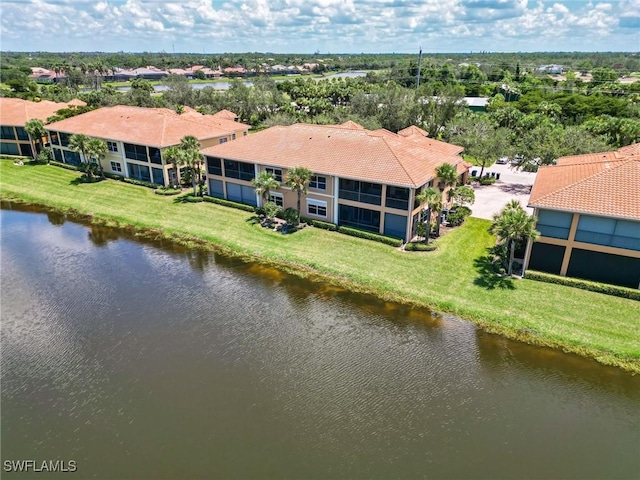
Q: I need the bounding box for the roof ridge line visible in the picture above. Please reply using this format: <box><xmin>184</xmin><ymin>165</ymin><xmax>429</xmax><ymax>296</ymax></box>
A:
<box><xmin>381</xmin><ymin>135</ymin><xmax>419</xmax><ymax>187</ymax></box>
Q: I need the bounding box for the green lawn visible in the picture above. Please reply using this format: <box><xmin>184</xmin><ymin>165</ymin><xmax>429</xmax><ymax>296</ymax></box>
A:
<box><xmin>2</xmin><ymin>161</ymin><xmax>639</xmax><ymax>372</ymax></box>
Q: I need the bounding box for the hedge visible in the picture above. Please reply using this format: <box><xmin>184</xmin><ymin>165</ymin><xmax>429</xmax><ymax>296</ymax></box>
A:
<box><xmin>300</xmin><ymin>217</ymin><xmax>338</xmax><ymax>231</ymax></box>
<box><xmin>154</xmin><ymin>187</ymin><xmax>182</xmax><ymax>196</ymax></box>
<box><xmin>122</xmin><ymin>177</ymin><xmax>159</xmax><ymax>189</ymax></box>
<box><xmin>202</xmin><ymin>195</ymin><xmax>256</xmax><ymax>212</ymax></box>
<box><xmin>525</xmin><ymin>270</ymin><xmax>640</xmax><ymax>301</ymax></box>
<box><xmin>404</xmin><ymin>241</ymin><xmax>438</xmax><ymax>252</ymax></box>
<box><xmin>337</xmin><ymin>226</ymin><xmax>403</xmax><ymax>247</ymax></box>
<box><xmin>50</xmin><ymin>160</ymin><xmax>79</xmax><ymax>171</ymax></box>
<box><xmin>104</xmin><ymin>172</ymin><xmax>125</xmax><ymax>181</ymax></box>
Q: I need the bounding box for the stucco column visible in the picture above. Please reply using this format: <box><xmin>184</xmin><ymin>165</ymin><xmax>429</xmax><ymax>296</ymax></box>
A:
<box><xmin>333</xmin><ymin>177</ymin><xmax>339</xmax><ymax>224</ymax></box>
<box><xmin>559</xmin><ymin>213</ymin><xmax>580</xmax><ymax>276</ymax></box>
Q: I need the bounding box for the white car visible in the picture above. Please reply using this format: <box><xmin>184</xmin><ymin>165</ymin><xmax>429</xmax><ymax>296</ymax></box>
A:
<box><xmin>496</xmin><ymin>157</ymin><xmax>509</xmax><ymax>165</ymax></box>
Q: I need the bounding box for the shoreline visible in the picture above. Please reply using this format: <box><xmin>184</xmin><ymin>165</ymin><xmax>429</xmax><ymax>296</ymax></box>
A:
<box><xmin>2</xmin><ymin>188</ymin><xmax>638</xmax><ymax>374</ymax></box>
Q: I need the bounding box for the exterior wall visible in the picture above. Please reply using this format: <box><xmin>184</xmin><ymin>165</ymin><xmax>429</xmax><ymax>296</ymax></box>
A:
<box><xmin>525</xmin><ymin>208</ymin><xmax>640</xmax><ymax>288</ymax></box>
<box><xmin>0</xmin><ymin>124</ymin><xmax>35</xmax><ymax>158</ymax></box>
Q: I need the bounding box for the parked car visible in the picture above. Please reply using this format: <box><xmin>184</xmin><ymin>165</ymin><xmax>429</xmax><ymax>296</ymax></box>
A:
<box><xmin>496</xmin><ymin>157</ymin><xmax>509</xmax><ymax>164</ymax></box>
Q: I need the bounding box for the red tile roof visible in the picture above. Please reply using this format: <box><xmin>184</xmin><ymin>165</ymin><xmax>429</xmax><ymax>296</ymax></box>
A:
<box><xmin>45</xmin><ymin>105</ymin><xmax>249</xmax><ymax>148</ymax></box>
<box><xmin>0</xmin><ymin>98</ymin><xmax>86</xmax><ymax>127</ymax></box>
<box><xmin>529</xmin><ymin>144</ymin><xmax>640</xmax><ymax>220</ymax></box>
<box><xmin>201</xmin><ymin>123</ymin><xmax>466</xmax><ymax>188</ymax></box>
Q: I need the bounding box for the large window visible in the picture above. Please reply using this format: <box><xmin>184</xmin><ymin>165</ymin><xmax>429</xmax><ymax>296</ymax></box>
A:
<box><xmin>265</xmin><ymin>167</ymin><xmax>283</xmax><ymax>182</ymax></box>
<box><xmin>219</xmin><ymin>138</ymin><xmax>228</xmax><ymax>144</ymax></box>
<box><xmin>575</xmin><ymin>215</ymin><xmax>640</xmax><ymax>251</ymax></box>
<box><xmin>309</xmin><ymin>175</ymin><xmax>327</xmax><ymax>190</ymax></box>
<box><xmin>151</xmin><ymin>167</ymin><xmax>165</xmax><ymax>185</ymax></box>
<box><xmin>59</xmin><ymin>132</ymin><xmax>71</xmax><ymax>147</ymax></box>
<box><xmin>49</xmin><ymin>131</ymin><xmax>59</xmax><ymax>145</ymax></box>
<box><xmin>209</xmin><ymin>179</ymin><xmax>224</xmax><ymax>198</ymax></box>
<box><xmin>149</xmin><ymin>147</ymin><xmax>162</xmax><ymax>165</ymax></box>
<box><xmin>338</xmin><ymin>179</ymin><xmax>382</xmax><ymax>206</ymax></box>
<box><xmin>385</xmin><ymin>186</ymin><xmax>410</xmax><ymax>211</ymax></box>
<box><xmin>19</xmin><ymin>143</ymin><xmax>33</xmax><ymax>157</ymax></box>
<box><xmin>53</xmin><ymin>148</ymin><xmax>63</xmax><ymax>162</ymax></box>
<box><xmin>63</xmin><ymin>150</ymin><xmax>81</xmax><ymax>166</ymax></box>
<box><xmin>15</xmin><ymin>127</ymin><xmax>29</xmax><ymax>141</ymax></box>
<box><xmin>0</xmin><ymin>142</ymin><xmax>19</xmax><ymax>155</ymax></box>
<box><xmin>224</xmin><ymin>159</ymin><xmax>255</xmax><ymax>181</ymax></box>
<box><xmin>207</xmin><ymin>156</ymin><xmax>222</xmax><ymax>176</ymax></box>
<box><xmin>226</xmin><ymin>182</ymin><xmax>257</xmax><ymax>206</ymax></box>
<box><xmin>536</xmin><ymin>210</ymin><xmax>572</xmax><ymax>240</ymax></box>
<box><xmin>127</xmin><ymin>162</ymin><xmax>151</xmax><ymax>182</ymax></box>
<box><xmin>384</xmin><ymin>213</ymin><xmax>407</xmax><ymax>239</ymax></box>
<box><xmin>124</xmin><ymin>143</ymin><xmax>148</xmax><ymax>162</ymax></box>
<box><xmin>307</xmin><ymin>199</ymin><xmax>327</xmax><ymax>218</ymax></box>
<box><xmin>1</xmin><ymin>126</ymin><xmax>15</xmax><ymax>140</ymax></box>
<box><xmin>338</xmin><ymin>204</ymin><xmax>380</xmax><ymax>232</ymax></box>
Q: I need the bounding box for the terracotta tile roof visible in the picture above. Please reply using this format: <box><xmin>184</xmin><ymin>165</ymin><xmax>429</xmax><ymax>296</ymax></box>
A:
<box><xmin>398</xmin><ymin>125</ymin><xmax>429</xmax><ymax>137</ymax></box>
<box><xmin>45</xmin><ymin>105</ymin><xmax>249</xmax><ymax>148</ymax></box>
<box><xmin>212</xmin><ymin>109</ymin><xmax>238</xmax><ymax>121</ymax></box>
<box><xmin>201</xmin><ymin>123</ymin><xmax>467</xmax><ymax>188</ymax></box>
<box><xmin>0</xmin><ymin>98</ymin><xmax>86</xmax><ymax>127</ymax></box>
<box><xmin>529</xmin><ymin>144</ymin><xmax>640</xmax><ymax>220</ymax></box>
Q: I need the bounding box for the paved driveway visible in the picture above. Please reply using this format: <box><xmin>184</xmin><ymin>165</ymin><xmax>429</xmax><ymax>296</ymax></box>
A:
<box><xmin>468</xmin><ymin>163</ymin><xmax>537</xmax><ymax>220</ymax></box>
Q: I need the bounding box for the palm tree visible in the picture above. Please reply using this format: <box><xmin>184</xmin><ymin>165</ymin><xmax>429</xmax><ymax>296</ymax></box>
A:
<box><xmin>179</xmin><ymin>135</ymin><xmax>203</xmax><ymax>196</ymax></box>
<box><xmin>24</xmin><ymin>119</ymin><xmax>46</xmax><ymax>157</ymax></box>
<box><xmin>415</xmin><ymin>186</ymin><xmax>441</xmax><ymax>243</ymax></box>
<box><xmin>69</xmin><ymin>133</ymin><xmax>91</xmax><ymax>164</ymax></box>
<box><xmin>252</xmin><ymin>171</ymin><xmax>280</xmax><ymax>203</ymax></box>
<box><xmin>285</xmin><ymin>166</ymin><xmax>313</xmax><ymax>226</ymax></box>
<box><xmin>86</xmin><ymin>138</ymin><xmax>107</xmax><ymax>178</ymax></box>
<box><xmin>490</xmin><ymin>201</ymin><xmax>539</xmax><ymax>275</ymax></box>
<box><xmin>435</xmin><ymin>162</ymin><xmax>459</xmax><ymax>203</ymax></box>
<box><xmin>163</xmin><ymin>145</ymin><xmax>184</xmax><ymax>187</ymax></box>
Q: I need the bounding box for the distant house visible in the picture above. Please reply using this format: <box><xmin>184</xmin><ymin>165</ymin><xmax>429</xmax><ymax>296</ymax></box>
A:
<box><xmin>28</xmin><ymin>67</ymin><xmax>64</xmax><ymax>84</ymax></box>
<box><xmin>462</xmin><ymin>97</ymin><xmax>489</xmax><ymax>112</ymax></box>
<box><xmin>200</xmin><ymin>121</ymin><xmax>469</xmax><ymax>242</ymax></box>
<box><xmin>44</xmin><ymin>106</ymin><xmax>249</xmax><ymax>186</ymax></box>
<box><xmin>0</xmin><ymin>98</ymin><xmax>86</xmax><ymax>158</ymax></box>
<box><xmin>524</xmin><ymin>144</ymin><xmax>640</xmax><ymax>289</ymax></box>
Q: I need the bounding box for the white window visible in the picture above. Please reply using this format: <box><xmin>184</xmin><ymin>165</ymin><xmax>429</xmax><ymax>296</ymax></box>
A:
<box><xmin>307</xmin><ymin>199</ymin><xmax>327</xmax><ymax>218</ymax></box>
<box><xmin>232</xmin><ymin>133</ymin><xmax>236</xmax><ymax>140</ymax></box>
<box><xmin>266</xmin><ymin>167</ymin><xmax>283</xmax><ymax>182</ymax></box>
<box><xmin>269</xmin><ymin>193</ymin><xmax>284</xmax><ymax>207</ymax></box>
<box><xmin>309</xmin><ymin>175</ymin><xmax>327</xmax><ymax>190</ymax></box>
<box><xmin>219</xmin><ymin>138</ymin><xmax>228</xmax><ymax>144</ymax></box>
<box><xmin>107</xmin><ymin>141</ymin><xmax>118</xmax><ymax>152</ymax></box>
<box><xmin>110</xmin><ymin>161</ymin><xmax>122</xmax><ymax>172</ymax></box>
<box><xmin>243</xmin><ymin>131</ymin><xmax>248</xmax><ymax>136</ymax></box>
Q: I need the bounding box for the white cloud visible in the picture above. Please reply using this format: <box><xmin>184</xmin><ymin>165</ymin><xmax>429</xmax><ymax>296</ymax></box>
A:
<box><xmin>0</xmin><ymin>0</ymin><xmax>637</xmax><ymax>52</ymax></box>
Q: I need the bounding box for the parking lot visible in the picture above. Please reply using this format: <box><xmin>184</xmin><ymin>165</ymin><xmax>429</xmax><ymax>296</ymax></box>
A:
<box><xmin>468</xmin><ymin>163</ymin><xmax>537</xmax><ymax>219</ymax></box>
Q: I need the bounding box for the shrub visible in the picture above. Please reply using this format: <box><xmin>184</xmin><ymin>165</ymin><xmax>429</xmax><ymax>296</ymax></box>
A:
<box><xmin>154</xmin><ymin>187</ymin><xmax>182</xmax><ymax>196</ymax></box>
<box><xmin>404</xmin><ymin>241</ymin><xmax>438</xmax><ymax>252</ymax></box>
<box><xmin>447</xmin><ymin>206</ymin><xmax>472</xmax><ymax>227</ymax></box>
<box><xmin>282</xmin><ymin>207</ymin><xmax>299</xmax><ymax>225</ymax></box>
<box><xmin>479</xmin><ymin>176</ymin><xmax>496</xmax><ymax>185</ymax></box>
<box><xmin>300</xmin><ymin>217</ymin><xmax>338</xmax><ymax>231</ymax></box>
<box><xmin>122</xmin><ymin>177</ymin><xmax>159</xmax><ymax>189</ymax></box>
<box><xmin>201</xmin><ymin>195</ymin><xmax>256</xmax><ymax>212</ymax></box>
<box><xmin>183</xmin><ymin>194</ymin><xmax>204</xmax><ymax>203</ymax></box>
<box><xmin>50</xmin><ymin>160</ymin><xmax>79</xmax><ymax>171</ymax></box>
<box><xmin>103</xmin><ymin>172</ymin><xmax>125</xmax><ymax>181</ymax></box>
<box><xmin>338</xmin><ymin>226</ymin><xmax>403</xmax><ymax>247</ymax></box>
<box><xmin>525</xmin><ymin>270</ymin><xmax>640</xmax><ymax>301</ymax></box>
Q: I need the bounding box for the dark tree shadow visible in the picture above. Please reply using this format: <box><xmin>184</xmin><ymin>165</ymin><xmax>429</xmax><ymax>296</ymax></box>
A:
<box><xmin>69</xmin><ymin>176</ymin><xmax>104</xmax><ymax>186</ymax></box>
<box><xmin>473</xmin><ymin>253</ymin><xmax>515</xmax><ymax>290</ymax></box>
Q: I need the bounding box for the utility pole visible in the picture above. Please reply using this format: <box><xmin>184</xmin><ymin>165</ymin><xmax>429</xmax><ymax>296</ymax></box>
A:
<box><xmin>416</xmin><ymin>47</ymin><xmax>423</xmax><ymax>89</ymax></box>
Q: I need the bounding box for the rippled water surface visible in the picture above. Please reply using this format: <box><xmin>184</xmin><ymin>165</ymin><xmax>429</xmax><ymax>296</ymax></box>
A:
<box><xmin>1</xmin><ymin>206</ymin><xmax>639</xmax><ymax>479</ymax></box>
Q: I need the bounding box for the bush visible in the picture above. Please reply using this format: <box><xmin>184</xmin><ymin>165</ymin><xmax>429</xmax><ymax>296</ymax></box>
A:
<box><xmin>300</xmin><ymin>217</ymin><xmax>338</xmax><ymax>231</ymax></box>
<box><xmin>122</xmin><ymin>177</ymin><xmax>159</xmax><ymax>189</ymax></box>
<box><xmin>103</xmin><ymin>172</ymin><xmax>125</xmax><ymax>181</ymax></box>
<box><xmin>282</xmin><ymin>207</ymin><xmax>299</xmax><ymax>225</ymax></box>
<box><xmin>525</xmin><ymin>270</ymin><xmax>640</xmax><ymax>301</ymax></box>
<box><xmin>50</xmin><ymin>160</ymin><xmax>79</xmax><ymax>171</ymax></box>
<box><xmin>404</xmin><ymin>241</ymin><xmax>438</xmax><ymax>252</ymax></box>
<box><xmin>338</xmin><ymin>226</ymin><xmax>403</xmax><ymax>247</ymax></box>
<box><xmin>201</xmin><ymin>195</ymin><xmax>256</xmax><ymax>212</ymax></box>
<box><xmin>183</xmin><ymin>194</ymin><xmax>204</xmax><ymax>203</ymax></box>
<box><xmin>154</xmin><ymin>187</ymin><xmax>182</xmax><ymax>196</ymax></box>
<box><xmin>479</xmin><ymin>176</ymin><xmax>496</xmax><ymax>185</ymax></box>
<box><xmin>447</xmin><ymin>206</ymin><xmax>472</xmax><ymax>227</ymax></box>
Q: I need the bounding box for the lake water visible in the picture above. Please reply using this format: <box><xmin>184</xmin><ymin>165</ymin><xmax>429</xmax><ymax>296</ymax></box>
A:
<box><xmin>1</xmin><ymin>205</ymin><xmax>639</xmax><ymax>479</ymax></box>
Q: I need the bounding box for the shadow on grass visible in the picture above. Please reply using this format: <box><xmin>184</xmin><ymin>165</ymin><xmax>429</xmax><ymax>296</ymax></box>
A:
<box><xmin>473</xmin><ymin>254</ymin><xmax>515</xmax><ymax>290</ymax></box>
<box><xmin>69</xmin><ymin>176</ymin><xmax>104</xmax><ymax>186</ymax></box>
<box><xmin>246</xmin><ymin>215</ymin><xmax>262</xmax><ymax>226</ymax></box>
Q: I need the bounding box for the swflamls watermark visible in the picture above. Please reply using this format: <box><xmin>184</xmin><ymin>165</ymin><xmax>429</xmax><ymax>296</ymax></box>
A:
<box><xmin>3</xmin><ymin>460</ymin><xmax>77</xmax><ymax>473</ymax></box>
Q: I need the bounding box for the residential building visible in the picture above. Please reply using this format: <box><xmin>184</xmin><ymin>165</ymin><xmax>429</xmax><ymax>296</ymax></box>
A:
<box><xmin>524</xmin><ymin>144</ymin><xmax>640</xmax><ymax>289</ymax></box>
<box><xmin>200</xmin><ymin>122</ymin><xmax>469</xmax><ymax>242</ymax></box>
<box><xmin>44</xmin><ymin>106</ymin><xmax>249</xmax><ymax>186</ymax></box>
<box><xmin>0</xmin><ymin>98</ymin><xmax>86</xmax><ymax>158</ymax></box>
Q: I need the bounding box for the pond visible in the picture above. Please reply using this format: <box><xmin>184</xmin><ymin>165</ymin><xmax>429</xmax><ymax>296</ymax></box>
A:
<box><xmin>1</xmin><ymin>205</ymin><xmax>639</xmax><ymax>479</ymax></box>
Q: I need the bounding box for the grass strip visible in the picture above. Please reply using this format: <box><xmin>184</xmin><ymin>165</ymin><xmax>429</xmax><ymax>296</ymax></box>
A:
<box><xmin>1</xmin><ymin>161</ymin><xmax>638</xmax><ymax>373</ymax></box>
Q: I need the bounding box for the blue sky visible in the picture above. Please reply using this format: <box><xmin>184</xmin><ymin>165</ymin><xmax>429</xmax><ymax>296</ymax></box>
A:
<box><xmin>1</xmin><ymin>0</ymin><xmax>638</xmax><ymax>53</ymax></box>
